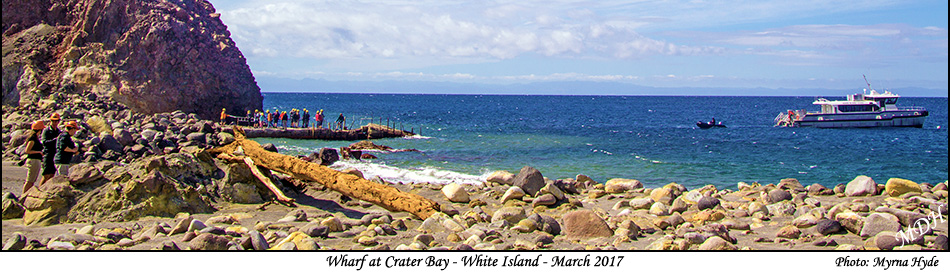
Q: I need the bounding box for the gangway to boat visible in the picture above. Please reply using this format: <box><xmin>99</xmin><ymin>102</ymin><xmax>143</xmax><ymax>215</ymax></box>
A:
<box><xmin>774</xmin><ymin>110</ymin><xmax>806</xmax><ymax>127</ymax></box>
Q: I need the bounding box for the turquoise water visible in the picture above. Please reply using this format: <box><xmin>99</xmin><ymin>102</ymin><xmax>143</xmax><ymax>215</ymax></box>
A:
<box><xmin>257</xmin><ymin>93</ymin><xmax>948</xmax><ymax>189</ymax></box>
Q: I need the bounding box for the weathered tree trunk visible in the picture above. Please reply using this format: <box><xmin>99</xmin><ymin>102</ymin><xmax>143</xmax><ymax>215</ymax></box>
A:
<box><xmin>206</xmin><ymin>127</ymin><xmax>441</xmax><ymax>219</ymax></box>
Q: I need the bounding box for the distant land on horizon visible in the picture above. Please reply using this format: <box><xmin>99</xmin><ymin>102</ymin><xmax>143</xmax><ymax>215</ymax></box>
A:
<box><xmin>257</xmin><ymin>76</ymin><xmax>949</xmax><ymax>97</ymax></box>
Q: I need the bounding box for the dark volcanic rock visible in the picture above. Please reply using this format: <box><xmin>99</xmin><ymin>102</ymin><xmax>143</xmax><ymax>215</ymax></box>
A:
<box><xmin>513</xmin><ymin>166</ymin><xmax>545</xmax><ymax>196</ymax></box>
<box><xmin>261</xmin><ymin>143</ymin><xmax>278</xmax><ymax>153</ymax></box>
<box><xmin>696</xmin><ymin>196</ymin><xmax>720</xmax><ymax>211</ymax></box>
<box><xmin>313</xmin><ymin>148</ymin><xmax>339</xmax><ymax>166</ymax></box>
<box><xmin>768</xmin><ymin>189</ymin><xmax>792</xmax><ymax>203</ymax></box>
<box><xmin>815</xmin><ymin>219</ymin><xmax>842</xmax><ymax>235</ymax></box>
<box><xmin>2</xmin><ymin>0</ymin><xmax>262</xmax><ymax>120</ymax></box>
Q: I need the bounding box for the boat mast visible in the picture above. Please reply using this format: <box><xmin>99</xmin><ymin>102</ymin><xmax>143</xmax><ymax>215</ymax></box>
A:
<box><xmin>863</xmin><ymin>74</ymin><xmax>872</xmax><ymax>92</ymax></box>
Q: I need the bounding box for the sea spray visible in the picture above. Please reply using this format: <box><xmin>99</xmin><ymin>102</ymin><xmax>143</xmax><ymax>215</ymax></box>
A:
<box><xmin>330</xmin><ymin>159</ymin><xmax>488</xmax><ymax>185</ymax></box>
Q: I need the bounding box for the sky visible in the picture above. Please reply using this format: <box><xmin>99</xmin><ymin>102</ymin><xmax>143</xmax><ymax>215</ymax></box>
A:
<box><xmin>211</xmin><ymin>0</ymin><xmax>948</xmax><ymax>95</ymax></box>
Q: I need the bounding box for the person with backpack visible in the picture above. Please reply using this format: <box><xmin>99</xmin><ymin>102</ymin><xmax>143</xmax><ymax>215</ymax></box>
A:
<box><xmin>39</xmin><ymin>113</ymin><xmax>62</xmax><ymax>185</ymax></box>
<box><xmin>302</xmin><ymin>109</ymin><xmax>310</xmax><ymax>128</ymax></box>
<box><xmin>54</xmin><ymin>121</ymin><xmax>81</xmax><ymax>176</ymax></box>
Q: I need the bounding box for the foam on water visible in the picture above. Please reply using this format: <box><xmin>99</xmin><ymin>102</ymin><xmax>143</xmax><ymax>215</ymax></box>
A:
<box><xmin>330</xmin><ymin>159</ymin><xmax>488</xmax><ymax>185</ymax></box>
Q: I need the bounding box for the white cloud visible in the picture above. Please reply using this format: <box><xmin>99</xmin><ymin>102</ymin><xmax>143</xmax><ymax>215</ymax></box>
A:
<box><xmin>220</xmin><ymin>0</ymin><xmax>719</xmax><ymax>63</ymax></box>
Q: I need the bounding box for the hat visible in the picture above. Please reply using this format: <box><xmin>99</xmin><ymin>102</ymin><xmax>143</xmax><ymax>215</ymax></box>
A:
<box><xmin>64</xmin><ymin>121</ymin><xmax>80</xmax><ymax>130</ymax></box>
<box><xmin>49</xmin><ymin>113</ymin><xmax>61</xmax><ymax>121</ymax></box>
<box><xmin>31</xmin><ymin>120</ymin><xmax>46</xmax><ymax>130</ymax></box>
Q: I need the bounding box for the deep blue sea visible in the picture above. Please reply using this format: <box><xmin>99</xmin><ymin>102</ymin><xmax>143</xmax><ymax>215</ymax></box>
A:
<box><xmin>256</xmin><ymin>93</ymin><xmax>947</xmax><ymax>189</ymax></box>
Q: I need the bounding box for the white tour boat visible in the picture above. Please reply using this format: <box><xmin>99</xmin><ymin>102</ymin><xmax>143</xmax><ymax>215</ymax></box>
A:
<box><xmin>775</xmin><ymin>88</ymin><xmax>928</xmax><ymax>128</ymax></box>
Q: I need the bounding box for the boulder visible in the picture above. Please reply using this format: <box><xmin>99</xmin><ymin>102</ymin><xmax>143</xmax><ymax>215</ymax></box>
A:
<box><xmin>698</xmin><ymin>236</ymin><xmax>736</xmax><ymax>250</ymax></box>
<box><xmin>229</xmin><ymin>183</ymin><xmax>263</xmax><ymax>204</ymax></box>
<box><xmin>22</xmin><ymin>177</ymin><xmax>75</xmax><ymax>226</ymax></box>
<box><xmin>604</xmin><ymin>178</ymin><xmax>642</xmax><ymax>194</ymax></box>
<box><xmin>189</xmin><ymin>233</ymin><xmax>230</xmax><ymax>250</ymax></box>
<box><xmin>500</xmin><ymin>186</ymin><xmax>525</xmax><ymax>203</ymax></box>
<box><xmin>884</xmin><ymin>178</ymin><xmax>921</xmax><ymax>197</ymax></box>
<box><xmin>696</xmin><ymin>196</ymin><xmax>720</xmax><ymax>211</ymax></box>
<box><xmin>649</xmin><ymin>202</ymin><xmax>670</xmax><ymax>216</ymax></box>
<box><xmin>97</xmin><ymin>133</ymin><xmax>123</xmax><ymax>153</ymax></box>
<box><xmin>859</xmin><ymin>213</ymin><xmax>901</xmax><ymax>238</ymax></box>
<box><xmin>314</xmin><ymin>148</ymin><xmax>339</xmax><ymax>166</ymax></box>
<box><xmin>491</xmin><ymin>207</ymin><xmax>526</xmax><ymax>224</ymax></box>
<box><xmin>539</xmin><ymin>215</ymin><xmax>561</xmax><ymax>236</ymax></box>
<box><xmin>261</xmin><ymin>143</ymin><xmax>279</xmax><ymax>153</ymax></box>
<box><xmin>248</xmin><ymin>230</ymin><xmax>269</xmax><ymax>250</ymax></box>
<box><xmin>216</xmin><ymin>132</ymin><xmax>235</xmax><ymax>145</ymax></box>
<box><xmin>670</xmin><ymin>197</ymin><xmax>689</xmax><ymax>213</ymax></box>
<box><xmin>185</xmin><ymin>132</ymin><xmax>206</xmax><ymax>143</ymax></box>
<box><xmin>629</xmin><ymin>197</ymin><xmax>654</xmax><ymax>210</ymax></box>
<box><xmin>2</xmin><ymin>195</ymin><xmax>26</xmax><ymax>220</ymax></box>
<box><xmin>539</xmin><ymin>182</ymin><xmax>565</xmax><ymax>200</ymax></box>
<box><xmin>768</xmin><ymin>189</ymin><xmax>792</xmax><ymax>203</ymax></box>
<box><xmin>67</xmin><ymin>163</ymin><xmax>103</xmax><ymax>187</ymax></box>
<box><xmin>3</xmin><ymin>233</ymin><xmax>27</xmax><ymax>250</ymax></box>
<box><xmin>834</xmin><ymin>212</ymin><xmax>865</xmax><ymax>234</ymax></box>
<box><xmin>777</xmin><ymin>178</ymin><xmax>805</xmax><ymax>192</ymax></box>
<box><xmin>67</xmin><ymin>155</ymin><xmax>216</xmax><ymax>223</ymax></box>
<box><xmin>512</xmin><ymin>166</ymin><xmax>545</xmax><ymax>196</ymax></box>
<box><xmin>486</xmin><ymin>171</ymin><xmax>515</xmax><ymax>185</ymax></box>
<box><xmin>562</xmin><ymin>210</ymin><xmax>612</xmax><ymax>239</ymax></box>
<box><xmin>141</xmin><ymin>129</ymin><xmax>159</xmax><ymax>141</ymax></box>
<box><xmin>815</xmin><ymin>219</ymin><xmax>842</xmax><ymax>235</ymax></box>
<box><xmin>845</xmin><ymin>175</ymin><xmax>877</xmax><ymax>196</ymax></box>
<box><xmin>776</xmin><ymin>225</ymin><xmax>801</xmax><ymax>239</ymax></box>
<box><xmin>441</xmin><ymin>183</ymin><xmax>470</xmax><ymax>203</ymax></box>
<box><xmin>113</xmin><ymin>129</ymin><xmax>134</xmax><ymax>147</ymax></box>
<box><xmin>650</xmin><ymin>187</ymin><xmax>675</xmax><ymax>205</ymax></box>
<box><xmin>532</xmin><ymin>194</ymin><xmax>557</xmax><ymax>207</ymax></box>
<box><xmin>575</xmin><ymin>174</ymin><xmax>597</xmax><ymax>187</ymax></box>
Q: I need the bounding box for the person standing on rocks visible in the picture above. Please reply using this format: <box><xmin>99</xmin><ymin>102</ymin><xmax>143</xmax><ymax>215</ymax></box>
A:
<box><xmin>302</xmin><ymin>109</ymin><xmax>310</xmax><ymax>128</ymax></box>
<box><xmin>291</xmin><ymin>109</ymin><xmax>299</xmax><ymax>128</ymax></box>
<box><xmin>266</xmin><ymin>110</ymin><xmax>272</xmax><ymax>127</ymax></box>
<box><xmin>39</xmin><ymin>113</ymin><xmax>62</xmax><ymax>185</ymax></box>
<box><xmin>22</xmin><ymin>120</ymin><xmax>46</xmax><ymax>194</ymax></box>
<box><xmin>55</xmin><ymin>121</ymin><xmax>81</xmax><ymax>176</ymax></box>
<box><xmin>220</xmin><ymin>108</ymin><xmax>228</xmax><ymax>125</ymax></box>
<box><xmin>281</xmin><ymin>111</ymin><xmax>288</xmax><ymax>128</ymax></box>
<box><xmin>258</xmin><ymin>110</ymin><xmax>267</xmax><ymax>128</ymax></box>
<box><xmin>336</xmin><ymin>113</ymin><xmax>346</xmax><ymax>130</ymax></box>
<box><xmin>316</xmin><ymin>110</ymin><xmax>324</xmax><ymax>129</ymax></box>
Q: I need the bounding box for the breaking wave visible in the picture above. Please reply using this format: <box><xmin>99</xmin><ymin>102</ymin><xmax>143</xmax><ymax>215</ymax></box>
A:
<box><xmin>330</xmin><ymin>160</ymin><xmax>488</xmax><ymax>185</ymax></box>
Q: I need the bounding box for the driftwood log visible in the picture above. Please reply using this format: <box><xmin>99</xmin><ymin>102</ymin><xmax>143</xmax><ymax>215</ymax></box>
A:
<box><xmin>205</xmin><ymin>127</ymin><xmax>441</xmax><ymax>219</ymax></box>
<box><xmin>236</xmin><ymin>123</ymin><xmax>414</xmax><ymax>140</ymax></box>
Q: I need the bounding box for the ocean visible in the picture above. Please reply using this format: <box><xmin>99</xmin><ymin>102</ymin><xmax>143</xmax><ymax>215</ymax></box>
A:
<box><xmin>256</xmin><ymin>93</ymin><xmax>948</xmax><ymax>190</ymax></box>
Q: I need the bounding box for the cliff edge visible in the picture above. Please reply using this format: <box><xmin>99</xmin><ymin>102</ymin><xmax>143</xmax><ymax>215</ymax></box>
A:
<box><xmin>2</xmin><ymin>0</ymin><xmax>262</xmax><ymax>120</ymax></box>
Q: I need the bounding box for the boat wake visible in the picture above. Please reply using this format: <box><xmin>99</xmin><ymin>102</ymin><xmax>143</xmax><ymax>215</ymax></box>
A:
<box><xmin>330</xmin><ymin>160</ymin><xmax>487</xmax><ymax>185</ymax></box>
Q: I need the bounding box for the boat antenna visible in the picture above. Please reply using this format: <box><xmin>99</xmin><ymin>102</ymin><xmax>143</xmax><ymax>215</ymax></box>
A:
<box><xmin>863</xmin><ymin>74</ymin><xmax>872</xmax><ymax>91</ymax></box>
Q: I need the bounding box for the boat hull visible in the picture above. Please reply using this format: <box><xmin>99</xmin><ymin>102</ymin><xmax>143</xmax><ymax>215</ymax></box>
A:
<box><xmin>796</xmin><ymin>110</ymin><xmax>928</xmax><ymax>128</ymax></box>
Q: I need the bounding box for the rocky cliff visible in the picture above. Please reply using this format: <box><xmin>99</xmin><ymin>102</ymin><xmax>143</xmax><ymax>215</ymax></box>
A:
<box><xmin>2</xmin><ymin>0</ymin><xmax>262</xmax><ymax>120</ymax></box>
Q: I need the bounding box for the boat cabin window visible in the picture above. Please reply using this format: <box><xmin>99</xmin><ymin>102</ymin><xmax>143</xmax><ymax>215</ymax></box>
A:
<box><xmin>837</xmin><ymin>104</ymin><xmax>875</xmax><ymax>113</ymax></box>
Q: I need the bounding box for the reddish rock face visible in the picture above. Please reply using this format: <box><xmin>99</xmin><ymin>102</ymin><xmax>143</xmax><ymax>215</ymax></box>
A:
<box><xmin>2</xmin><ymin>0</ymin><xmax>262</xmax><ymax>120</ymax></box>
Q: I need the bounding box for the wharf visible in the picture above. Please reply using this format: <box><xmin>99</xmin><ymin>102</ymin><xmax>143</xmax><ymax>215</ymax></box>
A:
<box><xmin>229</xmin><ymin>123</ymin><xmax>416</xmax><ymax>140</ymax></box>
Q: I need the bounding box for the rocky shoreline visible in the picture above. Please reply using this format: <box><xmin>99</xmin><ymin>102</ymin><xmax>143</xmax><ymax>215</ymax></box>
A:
<box><xmin>2</xmin><ymin>109</ymin><xmax>948</xmax><ymax>250</ymax></box>
<box><xmin>2</xmin><ymin>91</ymin><xmax>948</xmax><ymax>251</ymax></box>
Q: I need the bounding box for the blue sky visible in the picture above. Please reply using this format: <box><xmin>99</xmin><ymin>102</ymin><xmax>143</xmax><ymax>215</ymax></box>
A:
<box><xmin>211</xmin><ymin>0</ymin><xmax>948</xmax><ymax>94</ymax></box>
